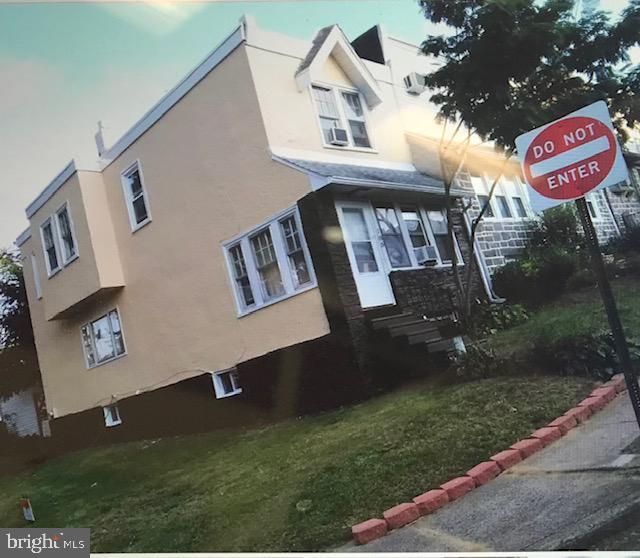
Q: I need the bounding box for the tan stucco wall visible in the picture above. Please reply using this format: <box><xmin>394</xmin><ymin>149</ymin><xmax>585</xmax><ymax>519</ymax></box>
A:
<box><xmin>22</xmin><ymin>171</ymin><xmax>124</xmax><ymax>321</ymax></box>
<box><xmin>23</xmin><ymin>45</ymin><xmax>330</xmax><ymax>418</ymax></box>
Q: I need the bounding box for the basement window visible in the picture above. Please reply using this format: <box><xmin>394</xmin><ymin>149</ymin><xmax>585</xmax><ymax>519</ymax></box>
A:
<box><xmin>103</xmin><ymin>404</ymin><xmax>122</xmax><ymax>427</ymax></box>
<box><xmin>212</xmin><ymin>369</ymin><xmax>242</xmax><ymax>399</ymax></box>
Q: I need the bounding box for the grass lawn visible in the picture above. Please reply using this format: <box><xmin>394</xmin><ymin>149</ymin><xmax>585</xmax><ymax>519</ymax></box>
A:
<box><xmin>0</xmin><ymin>376</ymin><xmax>594</xmax><ymax>552</ymax></box>
<box><xmin>488</xmin><ymin>277</ymin><xmax>640</xmax><ymax>356</ymax></box>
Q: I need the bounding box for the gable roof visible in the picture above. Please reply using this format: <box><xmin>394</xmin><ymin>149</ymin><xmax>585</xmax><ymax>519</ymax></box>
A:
<box><xmin>294</xmin><ymin>25</ymin><xmax>383</xmax><ymax>108</ymax></box>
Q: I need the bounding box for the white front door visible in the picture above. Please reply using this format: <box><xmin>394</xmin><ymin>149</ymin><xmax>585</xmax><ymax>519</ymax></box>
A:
<box><xmin>336</xmin><ymin>201</ymin><xmax>396</xmax><ymax>308</ymax></box>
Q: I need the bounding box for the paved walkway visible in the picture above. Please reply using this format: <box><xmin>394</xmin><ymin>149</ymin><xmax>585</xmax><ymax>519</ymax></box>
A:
<box><xmin>341</xmin><ymin>394</ymin><xmax>640</xmax><ymax>552</ymax></box>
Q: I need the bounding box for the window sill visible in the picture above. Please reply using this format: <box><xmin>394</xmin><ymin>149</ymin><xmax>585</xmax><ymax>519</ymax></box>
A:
<box><xmin>322</xmin><ymin>144</ymin><xmax>378</xmax><ymax>154</ymax></box>
<box><xmin>131</xmin><ymin>218</ymin><xmax>152</xmax><ymax>234</ymax></box>
<box><xmin>61</xmin><ymin>252</ymin><xmax>79</xmax><ymax>268</ymax></box>
<box><xmin>215</xmin><ymin>388</ymin><xmax>243</xmax><ymax>400</ymax></box>
<box><xmin>87</xmin><ymin>352</ymin><xmax>127</xmax><ymax>371</ymax></box>
<box><xmin>236</xmin><ymin>282</ymin><xmax>318</xmax><ymax>318</ymax></box>
<box><xmin>105</xmin><ymin>419</ymin><xmax>122</xmax><ymax>428</ymax></box>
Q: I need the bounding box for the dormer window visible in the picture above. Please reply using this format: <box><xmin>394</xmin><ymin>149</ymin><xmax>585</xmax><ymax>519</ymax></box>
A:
<box><xmin>312</xmin><ymin>85</ymin><xmax>371</xmax><ymax>149</ymax></box>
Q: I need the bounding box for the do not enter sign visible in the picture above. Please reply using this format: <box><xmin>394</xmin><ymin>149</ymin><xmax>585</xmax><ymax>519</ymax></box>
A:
<box><xmin>516</xmin><ymin>101</ymin><xmax>628</xmax><ymax>212</ymax></box>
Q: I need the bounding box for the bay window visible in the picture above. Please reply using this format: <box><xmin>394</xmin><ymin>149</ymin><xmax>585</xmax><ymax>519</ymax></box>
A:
<box><xmin>55</xmin><ymin>203</ymin><xmax>77</xmax><ymax>264</ymax></box>
<box><xmin>39</xmin><ymin>202</ymin><xmax>79</xmax><ymax>278</ymax></box>
<box><xmin>41</xmin><ymin>219</ymin><xmax>60</xmax><ymax>276</ymax></box>
<box><xmin>224</xmin><ymin>209</ymin><xmax>316</xmax><ymax>315</ymax></box>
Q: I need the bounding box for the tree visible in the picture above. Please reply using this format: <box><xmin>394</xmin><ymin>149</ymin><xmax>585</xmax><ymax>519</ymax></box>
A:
<box><xmin>0</xmin><ymin>249</ymin><xmax>39</xmax><ymax>397</ymax></box>
<box><xmin>420</xmin><ymin>0</ymin><xmax>640</xmax><ymax>321</ymax></box>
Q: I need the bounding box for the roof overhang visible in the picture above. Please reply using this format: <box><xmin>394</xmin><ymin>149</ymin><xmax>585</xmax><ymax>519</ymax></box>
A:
<box><xmin>273</xmin><ymin>155</ymin><xmax>467</xmax><ymax>197</ymax></box>
<box><xmin>25</xmin><ymin>160</ymin><xmax>77</xmax><ymax>219</ymax></box>
<box><xmin>295</xmin><ymin>26</ymin><xmax>383</xmax><ymax>108</ymax></box>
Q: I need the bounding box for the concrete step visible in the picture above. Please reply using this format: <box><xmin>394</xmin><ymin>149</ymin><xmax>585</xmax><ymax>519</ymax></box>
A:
<box><xmin>370</xmin><ymin>311</ymin><xmax>416</xmax><ymax>330</ymax></box>
<box><xmin>407</xmin><ymin>329</ymin><xmax>444</xmax><ymax>346</ymax></box>
<box><xmin>390</xmin><ymin>320</ymin><xmax>441</xmax><ymax>338</ymax></box>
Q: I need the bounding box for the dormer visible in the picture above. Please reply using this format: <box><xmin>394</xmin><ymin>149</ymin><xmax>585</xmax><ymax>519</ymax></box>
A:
<box><xmin>295</xmin><ymin>25</ymin><xmax>383</xmax><ymax>109</ymax></box>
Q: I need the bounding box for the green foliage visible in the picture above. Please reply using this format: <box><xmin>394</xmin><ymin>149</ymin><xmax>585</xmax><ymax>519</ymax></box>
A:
<box><xmin>604</xmin><ymin>225</ymin><xmax>640</xmax><ymax>255</ymax></box>
<box><xmin>0</xmin><ymin>249</ymin><xmax>33</xmax><ymax>348</ymax></box>
<box><xmin>529</xmin><ymin>205</ymin><xmax>583</xmax><ymax>252</ymax></box>
<box><xmin>531</xmin><ymin>333</ymin><xmax>640</xmax><ymax>381</ymax></box>
<box><xmin>0</xmin><ymin>249</ymin><xmax>39</xmax><ymax>397</ymax></box>
<box><xmin>419</xmin><ymin>0</ymin><xmax>640</xmax><ymax>149</ymax></box>
<box><xmin>471</xmin><ymin>302</ymin><xmax>529</xmax><ymax>336</ymax></box>
<box><xmin>450</xmin><ymin>343</ymin><xmax>507</xmax><ymax>381</ymax></box>
<box><xmin>492</xmin><ymin>246</ymin><xmax>579</xmax><ymax>305</ymax></box>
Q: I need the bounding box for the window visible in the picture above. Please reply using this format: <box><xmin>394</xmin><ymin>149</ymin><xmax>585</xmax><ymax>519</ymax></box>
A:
<box><xmin>55</xmin><ymin>203</ymin><xmax>77</xmax><ymax>264</ymax></box>
<box><xmin>312</xmin><ymin>85</ymin><xmax>372</xmax><ymax>149</ymax></box>
<box><xmin>212</xmin><ymin>369</ymin><xmax>242</xmax><ymax>399</ymax></box>
<box><xmin>426</xmin><ymin>209</ymin><xmax>454</xmax><ymax>263</ymax></box>
<box><xmin>375</xmin><ymin>207</ymin><xmax>411</xmax><ymax>268</ymax></box>
<box><xmin>40</xmin><ymin>219</ymin><xmax>60</xmax><ymax>276</ymax></box>
<box><xmin>121</xmin><ymin>162</ymin><xmax>151</xmax><ymax>231</ymax></box>
<box><xmin>312</xmin><ymin>86</ymin><xmax>341</xmax><ymax>144</ymax></box>
<box><xmin>228</xmin><ymin>244</ymin><xmax>255</xmax><ymax>308</ymax></box>
<box><xmin>30</xmin><ymin>254</ymin><xmax>42</xmax><ymax>299</ymax></box>
<box><xmin>512</xmin><ymin>196</ymin><xmax>528</xmax><ymax>218</ymax></box>
<box><xmin>586</xmin><ymin>193</ymin><xmax>600</xmax><ymax>220</ymax></box>
<box><xmin>341</xmin><ymin>92</ymin><xmax>371</xmax><ymax>148</ymax></box>
<box><xmin>224</xmin><ymin>209</ymin><xmax>315</xmax><ymax>314</ymax></box>
<box><xmin>251</xmin><ymin>228</ymin><xmax>286</xmax><ymax>301</ymax></box>
<box><xmin>496</xmin><ymin>196</ymin><xmax>513</xmax><ymax>218</ymax></box>
<box><xmin>103</xmin><ymin>404</ymin><xmax>122</xmax><ymax>427</ymax></box>
<box><xmin>280</xmin><ymin>216</ymin><xmax>312</xmax><ymax>287</ymax></box>
<box><xmin>477</xmin><ymin>195</ymin><xmax>495</xmax><ymax>217</ymax></box>
<box><xmin>81</xmin><ymin>309</ymin><xmax>126</xmax><ymax>369</ymax></box>
<box><xmin>401</xmin><ymin>209</ymin><xmax>431</xmax><ymax>262</ymax></box>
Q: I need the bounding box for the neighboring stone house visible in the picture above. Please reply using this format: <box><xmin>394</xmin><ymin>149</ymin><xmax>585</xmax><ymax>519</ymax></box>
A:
<box><xmin>12</xmin><ymin>16</ymin><xmax>640</xmax><ymax>445</ymax></box>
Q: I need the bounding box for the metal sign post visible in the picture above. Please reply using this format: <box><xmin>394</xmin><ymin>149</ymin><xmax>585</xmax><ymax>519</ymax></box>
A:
<box><xmin>515</xmin><ymin>101</ymin><xmax>640</xmax><ymax>430</ymax></box>
<box><xmin>575</xmin><ymin>197</ymin><xmax>640</xmax><ymax>428</ymax></box>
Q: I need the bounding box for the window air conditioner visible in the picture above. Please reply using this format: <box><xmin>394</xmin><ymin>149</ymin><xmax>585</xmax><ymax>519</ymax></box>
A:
<box><xmin>329</xmin><ymin>127</ymin><xmax>349</xmax><ymax>146</ymax></box>
<box><xmin>404</xmin><ymin>73</ymin><xmax>427</xmax><ymax>95</ymax></box>
<box><xmin>414</xmin><ymin>245</ymin><xmax>438</xmax><ymax>266</ymax></box>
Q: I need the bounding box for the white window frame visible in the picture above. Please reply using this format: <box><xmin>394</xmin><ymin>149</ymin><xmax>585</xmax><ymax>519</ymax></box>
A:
<box><xmin>310</xmin><ymin>82</ymin><xmax>376</xmax><ymax>152</ymax></box>
<box><xmin>103</xmin><ymin>404</ymin><xmax>122</xmax><ymax>427</ymax></box>
<box><xmin>120</xmin><ymin>160</ymin><xmax>152</xmax><ymax>232</ymax></box>
<box><xmin>212</xmin><ymin>369</ymin><xmax>242</xmax><ymax>399</ymax></box>
<box><xmin>471</xmin><ymin>174</ymin><xmax>533</xmax><ymax>221</ymax></box>
<box><xmin>223</xmin><ymin>207</ymin><xmax>317</xmax><ymax>317</ymax></box>
<box><xmin>80</xmin><ymin>308</ymin><xmax>128</xmax><ymax>369</ymax></box>
<box><xmin>370</xmin><ymin>202</ymin><xmax>464</xmax><ymax>270</ymax></box>
<box><xmin>586</xmin><ymin>191</ymin><xmax>602</xmax><ymax>220</ymax></box>
<box><xmin>30</xmin><ymin>253</ymin><xmax>43</xmax><ymax>299</ymax></box>
<box><xmin>54</xmin><ymin>201</ymin><xmax>79</xmax><ymax>266</ymax></box>
<box><xmin>40</xmin><ymin>217</ymin><xmax>61</xmax><ymax>277</ymax></box>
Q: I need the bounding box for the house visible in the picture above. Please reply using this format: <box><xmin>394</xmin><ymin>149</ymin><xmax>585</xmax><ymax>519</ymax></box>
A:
<box><xmin>14</xmin><ymin>17</ymin><xmax>640</xmax><ymax>443</ymax></box>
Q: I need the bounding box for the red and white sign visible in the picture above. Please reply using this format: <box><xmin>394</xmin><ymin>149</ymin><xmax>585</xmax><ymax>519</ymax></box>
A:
<box><xmin>516</xmin><ymin>101</ymin><xmax>628</xmax><ymax>211</ymax></box>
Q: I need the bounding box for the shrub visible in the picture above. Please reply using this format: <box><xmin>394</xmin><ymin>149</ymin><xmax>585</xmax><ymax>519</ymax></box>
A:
<box><xmin>529</xmin><ymin>205</ymin><xmax>583</xmax><ymax>252</ymax></box>
<box><xmin>450</xmin><ymin>343</ymin><xmax>507</xmax><ymax>381</ymax></box>
<box><xmin>605</xmin><ymin>226</ymin><xmax>640</xmax><ymax>255</ymax></box>
<box><xmin>531</xmin><ymin>332</ymin><xmax>640</xmax><ymax>381</ymax></box>
<box><xmin>471</xmin><ymin>302</ymin><xmax>529</xmax><ymax>336</ymax></box>
<box><xmin>492</xmin><ymin>247</ymin><xmax>579</xmax><ymax>306</ymax></box>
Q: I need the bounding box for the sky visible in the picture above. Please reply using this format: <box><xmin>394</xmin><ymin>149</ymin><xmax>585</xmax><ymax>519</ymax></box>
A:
<box><xmin>0</xmin><ymin>0</ymin><xmax>636</xmax><ymax>249</ymax></box>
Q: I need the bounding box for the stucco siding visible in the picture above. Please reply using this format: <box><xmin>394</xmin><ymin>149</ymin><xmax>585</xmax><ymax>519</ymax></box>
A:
<box><xmin>23</xmin><ymin>44</ymin><xmax>330</xmax><ymax>418</ymax></box>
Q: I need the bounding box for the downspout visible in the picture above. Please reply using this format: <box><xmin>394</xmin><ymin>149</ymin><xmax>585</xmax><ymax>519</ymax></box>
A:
<box><xmin>462</xmin><ymin>206</ymin><xmax>504</xmax><ymax>303</ymax></box>
<box><xmin>602</xmin><ymin>188</ymin><xmax>622</xmax><ymax>237</ymax></box>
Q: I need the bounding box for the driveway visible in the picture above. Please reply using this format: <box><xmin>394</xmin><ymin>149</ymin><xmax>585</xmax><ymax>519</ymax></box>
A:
<box><xmin>341</xmin><ymin>393</ymin><xmax>640</xmax><ymax>552</ymax></box>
